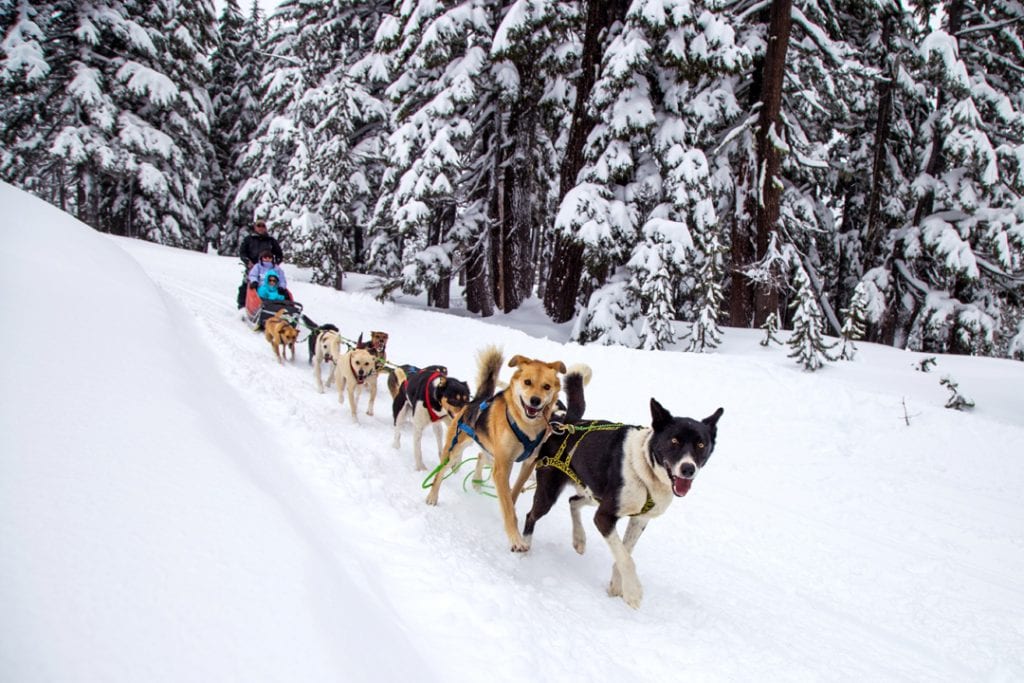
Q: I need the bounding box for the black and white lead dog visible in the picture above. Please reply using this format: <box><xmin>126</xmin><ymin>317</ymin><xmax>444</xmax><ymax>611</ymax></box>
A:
<box><xmin>519</xmin><ymin>372</ymin><xmax>723</xmax><ymax>609</ymax></box>
<box><xmin>389</xmin><ymin>365</ymin><xmax>471</xmax><ymax>471</ymax></box>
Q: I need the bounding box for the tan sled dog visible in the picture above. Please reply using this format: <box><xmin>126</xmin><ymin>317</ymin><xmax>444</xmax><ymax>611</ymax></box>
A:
<box><xmin>426</xmin><ymin>346</ymin><xmax>565</xmax><ymax>551</ymax></box>
<box><xmin>335</xmin><ymin>338</ymin><xmax>378</xmax><ymax>421</ymax></box>
<box><xmin>265</xmin><ymin>310</ymin><xmax>298</xmax><ymax>364</ymax></box>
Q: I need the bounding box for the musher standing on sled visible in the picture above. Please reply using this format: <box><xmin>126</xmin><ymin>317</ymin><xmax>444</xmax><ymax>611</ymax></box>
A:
<box><xmin>236</xmin><ymin>218</ymin><xmax>284</xmax><ymax>308</ymax></box>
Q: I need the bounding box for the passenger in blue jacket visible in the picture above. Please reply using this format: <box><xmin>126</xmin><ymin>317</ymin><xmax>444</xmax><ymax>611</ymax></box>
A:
<box><xmin>257</xmin><ymin>271</ymin><xmax>287</xmax><ymax>301</ymax></box>
<box><xmin>248</xmin><ymin>250</ymin><xmax>288</xmax><ymax>290</ymax></box>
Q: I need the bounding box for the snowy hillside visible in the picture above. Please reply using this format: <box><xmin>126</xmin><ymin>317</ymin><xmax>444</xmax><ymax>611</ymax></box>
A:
<box><xmin>2</xmin><ymin>183</ymin><xmax>1023</xmax><ymax>682</ymax></box>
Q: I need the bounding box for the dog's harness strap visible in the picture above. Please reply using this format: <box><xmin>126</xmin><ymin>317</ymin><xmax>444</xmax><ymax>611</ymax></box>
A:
<box><xmin>449</xmin><ymin>399</ymin><xmax>491</xmax><ymax>455</ymax></box>
<box><xmin>349</xmin><ymin>358</ymin><xmax>365</xmax><ymax>384</ymax></box>
<box><xmin>506</xmin><ymin>409</ymin><xmax>545</xmax><ymax>462</ymax></box>
<box><xmin>540</xmin><ymin>422</ymin><xmax>655</xmax><ymax>516</ymax></box>
<box><xmin>424</xmin><ymin>371</ymin><xmax>443</xmax><ymax>423</ymax></box>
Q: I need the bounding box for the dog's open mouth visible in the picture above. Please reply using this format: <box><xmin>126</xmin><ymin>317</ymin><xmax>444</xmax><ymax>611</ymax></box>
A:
<box><xmin>520</xmin><ymin>398</ymin><xmax>542</xmax><ymax>419</ymax></box>
<box><xmin>671</xmin><ymin>476</ymin><xmax>693</xmax><ymax>497</ymax></box>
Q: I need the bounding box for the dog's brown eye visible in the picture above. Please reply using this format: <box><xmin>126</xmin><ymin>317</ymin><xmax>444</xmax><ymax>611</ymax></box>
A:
<box><xmin>524</xmin><ymin>379</ymin><xmax>532</xmax><ymax>386</ymax></box>
<box><xmin>670</xmin><ymin>437</ymin><xmax>679</xmax><ymax>445</ymax></box>
<box><xmin>697</xmin><ymin>442</ymin><xmax>705</xmax><ymax>450</ymax></box>
<box><xmin>543</xmin><ymin>384</ymin><xmax>551</xmax><ymax>391</ymax></box>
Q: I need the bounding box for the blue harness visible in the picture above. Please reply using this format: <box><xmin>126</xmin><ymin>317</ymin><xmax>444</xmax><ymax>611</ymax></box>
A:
<box><xmin>449</xmin><ymin>398</ymin><xmax>545</xmax><ymax>462</ymax></box>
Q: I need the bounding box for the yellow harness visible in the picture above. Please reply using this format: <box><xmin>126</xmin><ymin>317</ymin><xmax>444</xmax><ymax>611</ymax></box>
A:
<box><xmin>540</xmin><ymin>422</ymin><xmax>655</xmax><ymax>516</ymax></box>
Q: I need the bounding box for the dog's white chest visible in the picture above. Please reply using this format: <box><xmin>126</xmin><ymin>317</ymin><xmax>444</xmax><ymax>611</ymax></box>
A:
<box><xmin>620</xmin><ymin>430</ymin><xmax>671</xmax><ymax>517</ymax></box>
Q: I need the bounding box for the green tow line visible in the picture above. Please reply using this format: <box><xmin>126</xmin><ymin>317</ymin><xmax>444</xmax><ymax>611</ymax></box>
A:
<box><xmin>421</xmin><ymin>456</ymin><xmax>497</xmax><ymax>498</ymax></box>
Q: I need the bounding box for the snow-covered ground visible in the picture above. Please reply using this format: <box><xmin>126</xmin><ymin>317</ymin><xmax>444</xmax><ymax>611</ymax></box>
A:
<box><xmin>2</xmin><ymin>182</ymin><xmax>1023</xmax><ymax>682</ymax></box>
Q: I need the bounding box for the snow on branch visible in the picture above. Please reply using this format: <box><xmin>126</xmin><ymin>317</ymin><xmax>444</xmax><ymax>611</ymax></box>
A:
<box><xmin>116</xmin><ymin>62</ymin><xmax>179</xmax><ymax>106</ymax></box>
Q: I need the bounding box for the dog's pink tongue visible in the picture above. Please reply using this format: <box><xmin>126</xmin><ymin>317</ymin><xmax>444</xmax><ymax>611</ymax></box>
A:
<box><xmin>672</xmin><ymin>477</ymin><xmax>692</xmax><ymax>497</ymax></box>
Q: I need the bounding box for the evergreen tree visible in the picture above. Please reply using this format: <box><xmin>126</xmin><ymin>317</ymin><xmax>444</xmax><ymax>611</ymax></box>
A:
<box><xmin>687</xmin><ymin>229</ymin><xmax>727</xmax><ymax>352</ymax></box>
<box><xmin>760</xmin><ymin>311</ymin><xmax>783</xmax><ymax>347</ymax></box>
<box><xmin>371</xmin><ymin>0</ymin><xmax>571</xmax><ymax>311</ymax></box>
<box><xmin>368</xmin><ymin>0</ymin><xmax>493</xmax><ymax>306</ymax></box>
<box><xmin>888</xmin><ymin>1</ymin><xmax>1024</xmax><ymax>357</ymax></box>
<box><xmin>487</xmin><ymin>0</ymin><xmax>575</xmax><ymax>313</ymax></box>
<box><xmin>566</xmin><ymin>0</ymin><xmax>748</xmax><ymax>347</ymax></box>
<box><xmin>718</xmin><ymin>0</ymin><xmax>882</xmax><ymax>337</ymax></box>
<box><xmin>787</xmin><ymin>262</ymin><xmax>836</xmax><ymax>370</ymax></box>
<box><xmin>240</xmin><ymin>0</ymin><xmax>388</xmax><ymax>286</ymax></box>
<box><xmin>210</xmin><ymin>0</ymin><xmax>266</xmax><ymax>253</ymax></box>
<box><xmin>542</xmin><ymin>0</ymin><xmax>630</xmax><ymax>323</ymax></box>
<box><xmin>1</xmin><ymin>0</ymin><xmax>218</xmax><ymax>248</ymax></box>
<box><xmin>838</xmin><ymin>281</ymin><xmax>870</xmax><ymax>360</ymax></box>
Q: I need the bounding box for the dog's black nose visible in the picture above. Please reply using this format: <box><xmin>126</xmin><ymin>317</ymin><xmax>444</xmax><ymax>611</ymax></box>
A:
<box><xmin>530</xmin><ymin>396</ymin><xmax>541</xmax><ymax>407</ymax></box>
<box><xmin>680</xmin><ymin>463</ymin><xmax>696</xmax><ymax>478</ymax></box>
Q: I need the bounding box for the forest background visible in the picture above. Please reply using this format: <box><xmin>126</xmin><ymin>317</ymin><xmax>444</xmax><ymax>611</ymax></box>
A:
<box><xmin>3</xmin><ymin>0</ymin><xmax>1023</xmax><ymax>360</ymax></box>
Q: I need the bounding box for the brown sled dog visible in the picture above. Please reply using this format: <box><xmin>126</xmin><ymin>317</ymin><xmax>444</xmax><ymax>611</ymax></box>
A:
<box><xmin>265</xmin><ymin>310</ymin><xmax>298</xmax><ymax>364</ymax></box>
<box><xmin>426</xmin><ymin>346</ymin><xmax>565</xmax><ymax>552</ymax></box>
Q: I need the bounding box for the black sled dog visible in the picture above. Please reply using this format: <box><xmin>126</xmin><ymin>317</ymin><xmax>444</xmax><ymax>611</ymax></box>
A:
<box><xmin>389</xmin><ymin>365</ymin><xmax>471</xmax><ymax>471</ymax></box>
<box><xmin>517</xmin><ymin>375</ymin><xmax>723</xmax><ymax>609</ymax></box>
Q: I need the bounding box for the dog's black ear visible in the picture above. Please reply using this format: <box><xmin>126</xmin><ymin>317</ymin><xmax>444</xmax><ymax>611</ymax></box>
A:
<box><xmin>703</xmin><ymin>407</ymin><xmax>724</xmax><ymax>427</ymax></box>
<box><xmin>650</xmin><ymin>398</ymin><xmax>673</xmax><ymax>430</ymax></box>
<box><xmin>356</xmin><ymin>333</ymin><xmax>365</xmax><ymax>349</ymax></box>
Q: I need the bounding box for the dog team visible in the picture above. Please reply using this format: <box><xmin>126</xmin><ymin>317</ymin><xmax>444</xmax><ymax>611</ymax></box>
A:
<box><xmin>265</xmin><ymin>313</ymin><xmax>724</xmax><ymax>609</ymax></box>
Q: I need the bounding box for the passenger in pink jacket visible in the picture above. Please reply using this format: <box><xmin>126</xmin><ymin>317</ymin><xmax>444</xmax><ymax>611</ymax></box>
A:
<box><xmin>248</xmin><ymin>250</ymin><xmax>288</xmax><ymax>290</ymax></box>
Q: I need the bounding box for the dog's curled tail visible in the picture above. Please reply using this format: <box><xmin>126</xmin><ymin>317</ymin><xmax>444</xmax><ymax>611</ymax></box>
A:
<box><xmin>388</xmin><ymin>366</ymin><xmax>408</xmax><ymax>400</ymax></box>
<box><xmin>474</xmin><ymin>345</ymin><xmax>504</xmax><ymax>400</ymax></box>
<box><xmin>562</xmin><ymin>363</ymin><xmax>592</xmax><ymax>423</ymax></box>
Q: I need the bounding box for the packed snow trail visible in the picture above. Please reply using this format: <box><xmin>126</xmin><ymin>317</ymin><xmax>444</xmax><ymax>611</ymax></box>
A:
<box><xmin>117</xmin><ymin>236</ymin><xmax>1024</xmax><ymax>682</ymax></box>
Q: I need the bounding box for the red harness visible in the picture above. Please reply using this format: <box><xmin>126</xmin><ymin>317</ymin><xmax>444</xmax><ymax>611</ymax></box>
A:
<box><xmin>423</xmin><ymin>371</ymin><xmax>443</xmax><ymax>422</ymax></box>
<box><xmin>350</xmin><ymin>358</ymin><xmax>366</xmax><ymax>384</ymax></box>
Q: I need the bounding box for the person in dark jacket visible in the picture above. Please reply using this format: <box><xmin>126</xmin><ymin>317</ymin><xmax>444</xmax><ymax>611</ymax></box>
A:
<box><xmin>239</xmin><ymin>219</ymin><xmax>283</xmax><ymax>268</ymax></box>
<box><xmin>237</xmin><ymin>219</ymin><xmax>284</xmax><ymax>308</ymax></box>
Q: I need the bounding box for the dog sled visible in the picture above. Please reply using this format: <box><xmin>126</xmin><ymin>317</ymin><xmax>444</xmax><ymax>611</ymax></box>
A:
<box><xmin>244</xmin><ymin>286</ymin><xmax>304</xmax><ymax>330</ymax></box>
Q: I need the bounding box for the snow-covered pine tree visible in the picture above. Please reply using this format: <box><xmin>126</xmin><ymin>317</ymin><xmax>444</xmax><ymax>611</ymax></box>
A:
<box><xmin>236</xmin><ymin>4</ymin><xmax>302</xmax><ymax>235</ymax></box>
<box><xmin>687</xmin><ymin>229</ymin><xmax>727</xmax><ymax>352</ymax></box>
<box><xmin>718</xmin><ymin>0</ymin><xmax>878</xmax><ymax>334</ymax></box>
<box><xmin>632</xmin><ymin>219</ymin><xmax>685</xmax><ymax>350</ymax></box>
<box><xmin>838</xmin><ymin>281</ymin><xmax>870</xmax><ymax>360</ymax></box>
<box><xmin>1010</xmin><ymin>319</ymin><xmax>1024</xmax><ymax>360</ymax></box>
<box><xmin>825</xmin><ymin>6</ymin><xmax>923</xmax><ymax>317</ymax></box>
<box><xmin>2</xmin><ymin>0</ymin><xmax>217</xmax><ymax>247</ymax></box>
<box><xmin>208</xmin><ymin>0</ymin><xmax>244</xmax><ymax>248</ymax></box>
<box><xmin>142</xmin><ymin>0</ymin><xmax>219</xmax><ymax>246</ymax></box>
<box><xmin>787</xmin><ymin>261</ymin><xmax>836</xmax><ymax>370</ymax></box>
<box><xmin>1</xmin><ymin>0</ymin><xmax>54</xmax><ymax>190</ymax></box>
<box><xmin>210</xmin><ymin>0</ymin><xmax>267</xmax><ymax>253</ymax></box>
<box><xmin>486</xmin><ymin>0</ymin><xmax>575</xmax><ymax>313</ymax></box>
<box><xmin>238</xmin><ymin>0</ymin><xmax>388</xmax><ymax>287</ymax></box>
<box><xmin>572</xmin><ymin>275</ymin><xmax>643</xmax><ymax>347</ymax></box>
<box><xmin>369</xmin><ymin>0</ymin><xmax>495</xmax><ymax>307</ymax></box>
<box><xmin>569</xmin><ymin>0</ymin><xmax>748</xmax><ymax>347</ymax></box>
<box><xmin>760</xmin><ymin>311</ymin><xmax>783</xmax><ymax>347</ymax></box>
<box><xmin>889</xmin><ymin>2</ymin><xmax>1024</xmax><ymax>357</ymax></box>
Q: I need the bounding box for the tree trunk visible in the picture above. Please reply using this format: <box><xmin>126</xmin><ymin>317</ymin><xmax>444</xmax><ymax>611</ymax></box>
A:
<box><xmin>749</xmin><ymin>0</ymin><xmax>793</xmax><ymax>327</ymax></box>
<box><xmin>466</xmin><ymin>112</ymin><xmax>496</xmax><ymax>317</ymax></box>
<box><xmin>862</xmin><ymin>14</ymin><xmax>895</xmax><ymax>266</ymax></box>
<box><xmin>465</xmin><ymin>237</ymin><xmax>493</xmax><ymax>316</ymax></box>
<box><xmin>427</xmin><ymin>203</ymin><xmax>454</xmax><ymax>309</ymax></box>
<box><xmin>729</xmin><ymin>160</ymin><xmax>756</xmax><ymax>326</ymax></box>
<box><xmin>542</xmin><ymin>0</ymin><xmax>629</xmax><ymax>323</ymax></box>
<box><xmin>494</xmin><ymin>86</ymin><xmax>540</xmax><ymax>313</ymax></box>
